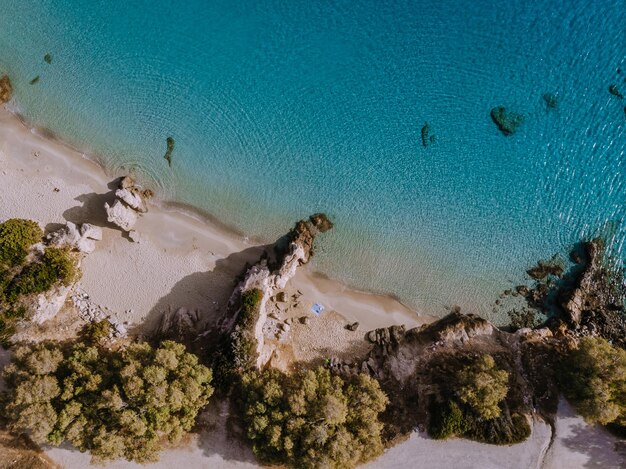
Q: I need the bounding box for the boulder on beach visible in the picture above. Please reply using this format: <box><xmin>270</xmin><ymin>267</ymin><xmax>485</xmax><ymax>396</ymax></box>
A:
<box><xmin>105</xmin><ymin>199</ymin><xmax>138</xmax><ymax>231</ymax></box>
<box><xmin>47</xmin><ymin>221</ymin><xmax>102</xmax><ymax>254</ymax></box>
<box><xmin>0</xmin><ymin>75</ymin><xmax>12</xmax><ymax>104</ymax></box>
<box><xmin>490</xmin><ymin>106</ymin><xmax>524</xmax><ymax>136</ymax></box>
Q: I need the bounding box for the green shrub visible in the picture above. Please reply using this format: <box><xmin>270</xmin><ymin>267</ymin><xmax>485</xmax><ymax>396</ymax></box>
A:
<box><xmin>428</xmin><ymin>400</ymin><xmax>468</xmax><ymax>439</ymax></box>
<box><xmin>82</xmin><ymin>319</ymin><xmax>113</xmax><ymax>344</ymax></box>
<box><xmin>2</xmin><ymin>340</ymin><xmax>214</xmax><ymax>463</ymax></box>
<box><xmin>6</xmin><ymin>247</ymin><xmax>76</xmax><ymax>302</ymax></box>
<box><xmin>0</xmin><ymin>219</ymin><xmax>42</xmax><ymax>267</ymax></box>
<box><xmin>240</xmin><ymin>367</ymin><xmax>388</xmax><ymax>469</ymax></box>
<box><xmin>456</xmin><ymin>354</ymin><xmax>509</xmax><ymax>420</ymax></box>
<box><xmin>558</xmin><ymin>337</ymin><xmax>626</xmax><ymax>426</ymax></box>
<box><xmin>427</xmin><ymin>399</ymin><xmax>530</xmax><ymax>444</ymax></box>
<box><xmin>212</xmin><ymin>288</ymin><xmax>264</xmax><ymax>387</ymax></box>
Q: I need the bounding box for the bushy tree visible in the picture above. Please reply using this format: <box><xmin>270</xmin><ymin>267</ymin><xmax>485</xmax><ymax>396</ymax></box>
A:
<box><xmin>6</xmin><ymin>247</ymin><xmax>76</xmax><ymax>302</ymax></box>
<box><xmin>240</xmin><ymin>367</ymin><xmax>388</xmax><ymax>469</ymax></box>
<box><xmin>456</xmin><ymin>354</ymin><xmax>509</xmax><ymax>420</ymax></box>
<box><xmin>2</xmin><ymin>340</ymin><xmax>213</xmax><ymax>463</ymax></box>
<box><xmin>0</xmin><ymin>218</ymin><xmax>42</xmax><ymax>267</ymax></box>
<box><xmin>559</xmin><ymin>337</ymin><xmax>626</xmax><ymax>426</ymax></box>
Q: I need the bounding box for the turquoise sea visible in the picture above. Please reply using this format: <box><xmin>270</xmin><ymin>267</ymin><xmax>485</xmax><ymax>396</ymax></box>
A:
<box><xmin>0</xmin><ymin>0</ymin><xmax>624</xmax><ymax>322</ymax></box>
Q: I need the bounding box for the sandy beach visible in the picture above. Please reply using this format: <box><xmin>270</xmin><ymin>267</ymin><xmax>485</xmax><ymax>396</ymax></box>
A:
<box><xmin>1</xmin><ymin>103</ymin><xmax>624</xmax><ymax>468</ymax></box>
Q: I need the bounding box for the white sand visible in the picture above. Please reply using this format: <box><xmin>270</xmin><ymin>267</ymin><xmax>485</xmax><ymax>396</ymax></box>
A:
<box><xmin>543</xmin><ymin>400</ymin><xmax>625</xmax><ymax>469</ymax></box>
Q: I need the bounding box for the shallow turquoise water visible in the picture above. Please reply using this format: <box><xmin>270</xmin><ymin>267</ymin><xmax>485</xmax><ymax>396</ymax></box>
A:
<box><xmin>0</xmin><ymin>0</ymin><xmax>624</xmax><ymax>321</ymax></box>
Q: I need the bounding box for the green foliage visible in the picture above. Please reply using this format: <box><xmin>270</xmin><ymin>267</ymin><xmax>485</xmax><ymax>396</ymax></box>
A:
<box><xmin>428</xmin><ymin>400</ymin><xmax>468</xmax><ymax>439</ymax></box>
<box><xmin>6</xmin><ymin>247</ymin><xmax>76</xmax><ymax>302</ymax></box>
<box><xmin>428</xmin><ymin>400</ymin><xmax>530</xmax><ymax>444</ymax></box>
<box><xmin>559</xmin><ymin>337</ymin><xmax>626</xmax><ymax>426</ymax></box>
<box><xmin>2</xmin><ymin>340</ymin><xmax>214</xmax><ymax>463</ymax></box>
<box><xmin>81</xmin><ymin>319</ymin><xmax>112</xmax><ymax>344</ymax></box>
<box><xmin>213</xmin><ymin>288</ymin><xmax>264</xmax><ymax>387</ymax></box>
<box><xmin>456</xmin><ymin>354</ymin><xmax>509</xmax><ymax>420</ymax></box>
<box><xmin>0</xmin><ymin>219</ymin><xmax>42</xmax><ymax>268</ymax></box>
<box><xmin>240</xmin><ymin>367</ymin><xmax>388</xmax><ymax>469</ymax></box>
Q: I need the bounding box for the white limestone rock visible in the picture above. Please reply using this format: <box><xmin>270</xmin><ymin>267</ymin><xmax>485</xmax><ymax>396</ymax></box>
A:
<box><xmin>31</xmin><ymin>285</ymin><xmax>72</xmax><ymax>324</ymax></box>
<box><xmin>47</xmin><ymin>222</ymin><xmax>101</xmax><ymax>254</ymax></box>
<box><xmin>105</xmin><ymin>199</ymin><xmax>137</xmax><ymax>231</ymax></box>
<box><xmin>115</xmin><ymin>188</ymin><xmax>148</xmax><ymax>213</ymax></box>
<box><xmin>80</xmin><ymin>223</ymin><xmax>102</xmax><ymax>241</ymax></box>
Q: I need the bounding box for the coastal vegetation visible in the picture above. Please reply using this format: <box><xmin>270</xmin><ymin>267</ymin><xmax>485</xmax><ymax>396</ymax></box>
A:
<box><xmin>428</xmin><ymin>352</ymin><xmax>530</xmax><ymax>444</ymax></box>
<box><xmin>456</xmin><ymin>354</ymin><xmax>509</xmax><ymax>420</ymax></box>
<box><xmin>239</xmin><ymin>367</ymin><xmax>388</xmax><ymax>469</ymax></box>
<box><xmin>0</xmin><ymin>218</ymin><xmax>42</xmax><ymax>268</ymax></box>
<box><xmin>0</xmin><ymin>219</ymin><xmax>77</xmax><ymax>344</ymax></box>
<box><xmin>1</xmin><ymin>339</ymin><xmax>214</xmax><ymax>463</ymax></box>
<box><xmin>212</xmin><ymin>288</ymin><xmax>263</xmax><ymax>387</ymax></box>
<box><xmin>559</xmin><ymin>337</ymin><xmax>626</xmax><ymax>427</ymax></box>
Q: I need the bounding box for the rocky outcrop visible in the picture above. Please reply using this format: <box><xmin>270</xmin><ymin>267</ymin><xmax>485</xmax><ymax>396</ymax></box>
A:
<box><xmin>557</xmin><ymin>239</ymin><xmax>626</xmax><ymax>346</ymax></box>
<box><xmin>0</xmin><ymin>75</ymin><xmax>11</xmax><ymax>104</ymax></box>
<box><xmin>30</xmin><ymin>285</ymin><xmax>72</xmax><ymax>324</ymax></box>
<box><xmin>216</xmin><ymin>214</ymin><xmax>332</xmax><ymax>368</ymax></box>
<box><xmin>105</xmin><ymin>200</ymin><xmax>138</xmax><ymax>231</ymax></box>
<box><xmin>47</xmin><ymin>221</ymin><xmax>102</xmax><ymax>254</ymax></box>
<box><xmin>155</xmin><ymin>307</ymin><xmax>201</xmax><ymax>341</ymax></box>
<box><xmin>104</xmin><ymin>176</ymin><xmax>152</xmax><ymax>233</ymax></box>
<box><xmin>490</xmin><ymin>106</ymin><xmax>524</xmax><ymax>136</ymax></box>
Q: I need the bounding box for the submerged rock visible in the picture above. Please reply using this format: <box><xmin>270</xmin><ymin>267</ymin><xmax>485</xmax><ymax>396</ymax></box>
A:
<box><xmin>542</xmin><ymin>93</ymin><xmax>559</xmax><ymax>109</ymax></box>
<box><xmin>164</xmin><ymin>136</ymin><xmax>175</xmax><ymax>167</ymax></box>
<box><xmin>608</xmin><ymin>84</ymin><xmax>624</xmax><ymax>99</ymax></box>
<box><xmin>29</xmin><ymin>76</ymin><xmax>40</xmax><ymax>85</ymax></box>
<box><xmin>490</xmin><ymin>106</ymin><xmax>524</xmax><ymax>136</ymax></box>
<box><xmin>105</xmin><ymin>199</ymin><xmax>138</xmax><ymax>231</ymax></box>
<box><xmin>421</xmin><ymin>122</ymin><xmax>436</xmax><ymax>147</ymax></box>
<box><xmin>0</xmin><ymin>75</ymin><xmax>12</xmax><ymax>104</ymax></box>
<box><xmin>44</xmin><ymin>53</ymin><xmax>52</xmax><ymax>64</ymax></box>
<box><xmin>526</xmin><ymin>257</ymin><xmax>564</xmax><ymax>280</ymax></box>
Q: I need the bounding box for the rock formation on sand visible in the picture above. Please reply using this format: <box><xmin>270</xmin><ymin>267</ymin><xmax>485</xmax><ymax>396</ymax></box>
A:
<box><xmin>104</xmin><ymin>176</ymin><xmax>152</xmax><ymax>234</ymax></box>
<box><xmin>0</xmin><ymin>75</ymin><xmax>12</xmax><ymax>104</ymax></box>
<box><xmin>490</xmin><ymin>106</ymin><xmax>524</xmax><ymax>135</ymax></box>
<box><xmin>205</xmin><ymin>213</ymin><xmax>333</xmax><ymax>368</ymax></box>
<box><xmin>47</xmin><ymin>221</ymin><xmax>102</xmax><ymax>254</ymax></box>
<box><xmin>28</xmin><ymin>222</ymin><xmax>103</xmax><ymax>324</ymax></box>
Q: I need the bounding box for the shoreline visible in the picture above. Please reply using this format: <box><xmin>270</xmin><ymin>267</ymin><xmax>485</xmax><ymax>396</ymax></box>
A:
<box><xmin>0</xmin><ymin>103</ymin><xmax>432</xmax><ymax>333</ymax></box>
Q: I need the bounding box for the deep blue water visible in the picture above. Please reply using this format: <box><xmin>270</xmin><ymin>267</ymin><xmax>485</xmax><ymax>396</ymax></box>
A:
<box><xmin>0</xmin><ymin>0</ymin><xmax>624</xmax><ymax>321</ymax></box>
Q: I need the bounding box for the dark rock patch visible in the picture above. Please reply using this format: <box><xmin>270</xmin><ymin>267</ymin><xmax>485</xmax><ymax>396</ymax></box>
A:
<box><xmin>0</xmin><ymin>75</ymin><xmax>12</xmax><ymax>104</ymax></box>
<box><xmin>609</xmin><ymin>84</ymin><xmax>624</xmax><ymax>99</ymax></box>
<box><xmin>164</xmin><ymin>136</ymin><xmax>175</xmax><ymax>167</ymax></box>
<box><xmin>421</xmin><ymin>122</ymin><xmax>436</xmax><ymax>147</ymax></box>
<box><xmin>490</xmin><ymin>106</ymin><xmax>524</xmax><ymax>136</ymax></box>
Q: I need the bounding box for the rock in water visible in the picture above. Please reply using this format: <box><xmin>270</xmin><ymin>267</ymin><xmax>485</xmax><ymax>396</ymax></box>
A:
<box><xmin>164</xmin><ymin>136</ymin><xmax>175</xmax><ymax>167</ymax></box>
<box><xmin>105</xmin><ymin>199</ymin><xmax>138</xmax><ymax>231</ymax></box>
<box><xmin>0</xmin><ymin>75</ymin><xmax>12</xmax><ymax>104</ymax></box>
<box><xmin>542</xmin><ymin>93</ymin><xmax>559</xmax><ymax>109</ymax></box>
<box><xmin>421</xmin><ymin>122</ymin><xmax>436</xmax><ymax>147</ymax></box>
<box><xmin>29</xmin><ymin>76</ymin><xmax>40</xmax><ymax>85</ymax></box>
<box><xmin>44</xmin><ymin>53</ymin><xmax>52</xmax><ymax>64</ymax></box>
<box><xmin>608</xmin><ymin>84</ymin><xmax>624</xmax><ymax>99</ymax></box>
<box><xmin>490</xmin><ymin>106</ymin><xmax>524</xmax><ymax>136</ymax></box>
